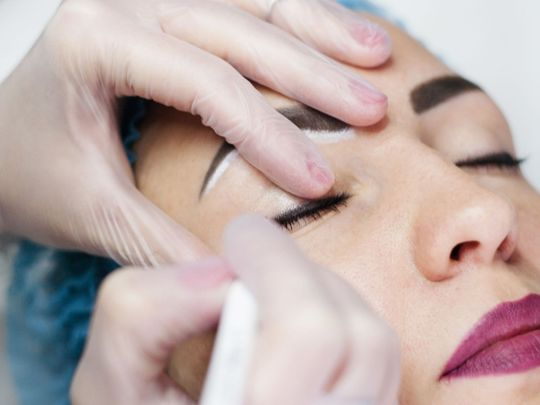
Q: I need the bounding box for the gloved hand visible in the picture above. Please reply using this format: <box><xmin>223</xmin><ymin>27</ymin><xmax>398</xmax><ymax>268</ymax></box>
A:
<box><xmin>71</xmin><ymin>215</ymin><xmax>400</xmax><ymax>405</ymax></box>
<box><xmin>0</xmin><ymin>0</ymin><xmax>391</xmax><ymax>265</ymax></box>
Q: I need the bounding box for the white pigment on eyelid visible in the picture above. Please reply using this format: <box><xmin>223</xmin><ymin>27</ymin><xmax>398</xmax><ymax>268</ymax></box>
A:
<box><xmin>202</xmin><ymin>128</ymin><xmax>355</xmax><ymax>195</ymax></box>
<box><xmin>304</xmin><ymin>127</ymin><xmax>356</xmax><ymax>143</ymax></box>
<box><xmin>267</xmin><ymin>190</ymin><xmax>301</xmax><ymax>210</ymax></box>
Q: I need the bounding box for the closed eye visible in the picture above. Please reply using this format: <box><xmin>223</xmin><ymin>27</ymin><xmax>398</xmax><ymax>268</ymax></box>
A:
<box><xmin>272</xmin><ymin>193</ymin><xmax>351</xmax><ymax>232</ymax></box>
<box><xmin>271</xmin><ymin>153</ymin><xmax>523</xmax><ymax>231</ymax></box>
<box><xmin>455</xmin><ymin>152</ymin><xmax>525</xmax><ymax>171</ymax></box>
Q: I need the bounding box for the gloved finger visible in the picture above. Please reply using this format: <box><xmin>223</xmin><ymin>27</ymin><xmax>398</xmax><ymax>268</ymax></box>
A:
<box><xmin>0</xmin><ymin>75</ymin><xmax>210</xmax><ymax>267</ymax></box>
<box><xmin>108</xmin><ymin>30</ymin><xmax>334</xmax><ymax>198</ymax></box>
<box><xmin>72</xmin><ymin>259</ymin><xmax>233</xmax><ymax>404</ymax></box>
<box><xmin>225</xmin><ymin>0</ymin><xmax>392</xmax><ymax>67</ymax></box>
<box><xmin>315</xmin><ymin>270</ymin><xmax>401</xmax><ymax>404</ymax></box>
<box><xmin>76</xmin><ymin>173</ymin><xmax>211</xmax><ymax>266</ymax></box>
<box><xmin>159</xmin><ymin>0</ymin><xmax>387</xmax><ymax>127</ymax></box>
<box><xmin>223</xmin><ymin>214</ymin><xmax>347</xmax><ymax>405</ymax></box>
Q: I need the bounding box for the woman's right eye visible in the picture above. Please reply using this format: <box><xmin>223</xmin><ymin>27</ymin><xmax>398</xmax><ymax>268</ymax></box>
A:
<box><xmin>455</xmin><ymin>152</ymin><xmax>525</xmax><ymax>171</ymax></box>
<box><xmin>272</xmin><ymin>192</ymin><xmax>351</xmax><ymax>232</ymax></box>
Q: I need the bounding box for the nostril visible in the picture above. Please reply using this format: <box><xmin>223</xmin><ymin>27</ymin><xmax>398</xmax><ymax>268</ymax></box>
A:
<box><xmin>497</xmin><ymin>235</ymin><xmax>516</xmax><ymax>262</ymax></box>
<box><xmin>450</xmin><ymin>244</ymin><xmax>462</xmax><ymax>261</ymax></box>
<box><xmin>450</xmin><ymin>241</ymin><xmax>480</xmax><ymax>261</ymax></box>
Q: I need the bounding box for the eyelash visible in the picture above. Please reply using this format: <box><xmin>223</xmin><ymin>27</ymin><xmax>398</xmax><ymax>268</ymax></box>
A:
<box><xmin>272</xmin><ymin>152</ymin><xmax>523</xmax><ymax>232</ymax></box>
<box><xmin>455</xmin><ymin>152</ymin><xmax>525</xmax><ymax>170</ymax></box>
<box><xmin>273</xmin><ymin>193</ymin><xmax>351</xmax><ymax>232</ymax></box>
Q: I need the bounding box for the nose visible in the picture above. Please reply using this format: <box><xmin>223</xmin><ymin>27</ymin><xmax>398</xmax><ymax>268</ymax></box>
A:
<box><xmin>413</xmin><ymin>173</ymin><xmax>518</xmax><ymax>282</ymax></box>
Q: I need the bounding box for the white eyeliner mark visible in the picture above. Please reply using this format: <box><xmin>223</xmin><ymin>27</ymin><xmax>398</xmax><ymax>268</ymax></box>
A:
<box><xmin>202</xmin><ymin>150</ymin><xmax>239</xmax><ymax>197</ymax></box>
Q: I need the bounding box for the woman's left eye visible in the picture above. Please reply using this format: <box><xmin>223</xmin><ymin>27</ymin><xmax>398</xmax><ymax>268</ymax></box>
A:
<box><xmin>272</xmin><ymin>192</ymin><xmax>351</xmax><ymax>232</ymax></box>
<box><xmin>455</xmin><ymin>152</ymin><xmax>525</xmax><ymax>171</ymax></box>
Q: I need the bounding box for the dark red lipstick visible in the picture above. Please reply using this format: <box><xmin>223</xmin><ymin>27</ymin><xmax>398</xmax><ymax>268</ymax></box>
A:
<box><xmin>441</xmin><ymin>293</ymin><xmax>540</xmax><ymax>380</ymax></box>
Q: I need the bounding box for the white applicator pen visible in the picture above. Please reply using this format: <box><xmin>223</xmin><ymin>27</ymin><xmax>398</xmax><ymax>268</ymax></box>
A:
<box><xmin>200</xmin><ymin>281</ymin><xmax>258</xmax><ymax>405</ymax></box>
<box><xmin>199</xmin><ymin>281</ymin><xmax>378</xmax><ymax>405</ymax></box>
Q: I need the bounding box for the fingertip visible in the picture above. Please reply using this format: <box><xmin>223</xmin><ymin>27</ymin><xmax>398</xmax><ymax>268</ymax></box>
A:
<box><xmin>349</xmin><ymin>79</ymin><xmax>387</xmax><ymax>104</ymax></box>
<box><xmin>304</xmin><ymin>158</ymin><xmax>335</xmax><ymax>197</ymax></box>
<box><xmin>346</xmin><ymin>83</ymin><xmax>388</xmax><ymax>127</ymax></box>
<box><xmin>266</xmin><ymin>165</ymin><xmax>335</xmax><ymax>201</ymax></box>
<box><xmin>237</xmin><ymin>122</ymin><xmax>335</xmax><ymax>200</ymax></box>
<box><xmin>356</xmin><ymin>101</ymin><xmax>388</xmax><ymax>127</ymax></box>
<box><xmin>269</xmin><ymin>146</ymin><xmax>335</xmax><ymax>200</ymax></box>
<box><xmin>348</xmin><ymin>21</ymin><xmax>393</xmax><ymax>67</ymax></box>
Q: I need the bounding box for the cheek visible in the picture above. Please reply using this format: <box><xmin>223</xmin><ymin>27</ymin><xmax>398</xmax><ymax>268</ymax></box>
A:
<box><xmin>516</xmin><ymin>193</ymin><xmax>540</xmax><ymax>276</ymax></box>
<box><xmin>291</xmin><ymin>207</ymin><xmax>450</xmax><ymax>403</ymax></box>
<box><xmin>486</xmin><ymin>178</ymin><xmax>540</xmax><ymax>281</ymax></box>
<box><xmin>291</xmin><ymin>207</ymin><xmax>413</xmax><ymax>331</ymax></box>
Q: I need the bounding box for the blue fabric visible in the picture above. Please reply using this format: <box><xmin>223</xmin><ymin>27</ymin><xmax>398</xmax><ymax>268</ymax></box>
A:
<box><xmin>338</xmin><ymin>0</ymin><xmax>387</xmax><ymax>15</ymax></box>
<box><xmin>7</xmin><ymin>244</ymin><xmax>117</xmax><ymax>405</ymax></box>
<box><xmin>120</xmin><ymin>97</ymin><xmax>147</xmax><ymax>165</ymax></box>
<box><xmin>6</xmin><ymin>1</ymin><xmax>389</xmax><ymax>404</ymax></box>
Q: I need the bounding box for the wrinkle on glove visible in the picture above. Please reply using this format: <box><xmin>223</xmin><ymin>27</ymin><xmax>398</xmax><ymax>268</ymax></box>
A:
<box><xmin>6</xmin><ymin>2</ymin><xmax>392</xmax><ymax>404</ymax></box>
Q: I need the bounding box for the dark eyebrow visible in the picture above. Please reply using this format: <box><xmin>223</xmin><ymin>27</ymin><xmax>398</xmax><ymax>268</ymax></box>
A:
<box><xmin>410</xmin><ymin>75</ymin><xmax>482</xmax><ymax>114</ymax></box>
<box><xmin>199</xmin><ymin>105</ymin><xmax>349</xmax><ymax>199</ymax></box>
<box><xmin>278</xmin><ymin>105</ymin><xmax>350</xmax><ymax>132</ymax></box>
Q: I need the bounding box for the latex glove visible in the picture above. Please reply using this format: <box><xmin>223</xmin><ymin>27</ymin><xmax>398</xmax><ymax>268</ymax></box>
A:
<box><xmin>71</xmin><ymin>215</ymin><xmax>400</xmax><ymax>405</ymax></box>
<box><xmin>0</xmin><ymin>0</ymin><xmax>391</xmax><ymax>266</ymax></box>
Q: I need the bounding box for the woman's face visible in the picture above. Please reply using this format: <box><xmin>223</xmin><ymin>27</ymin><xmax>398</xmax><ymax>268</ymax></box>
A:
<box><xmin>133</xmin><ymin>17</ymin><xmax>540</xmax><ymax>405</ymax></box>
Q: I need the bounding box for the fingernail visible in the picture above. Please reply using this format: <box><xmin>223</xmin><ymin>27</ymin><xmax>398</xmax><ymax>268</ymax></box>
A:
<box><xmin>307</xmin><ymin>157</ymin><xmax>335</xmax><ymax>188</ymax></box>
<box><xmin>350</xmin><ymin>79</ymin><xmax>387</xmax><ymax>105</ymax></box>
<box><xmin>350</xmin><ymin>20</ymin><xmax>390</xmax><ymax>49</ymax></box>
<box><xmin>177</xmin><ymin>257</ymin><xmax>234</xmax><ymax>288</ymax></box>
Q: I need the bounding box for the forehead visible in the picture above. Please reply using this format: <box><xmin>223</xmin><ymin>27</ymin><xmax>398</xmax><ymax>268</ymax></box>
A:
<box><xmin>255</xmin><ymin>18</ymin><xmax>453</xmax><ymax>117</ymax></box>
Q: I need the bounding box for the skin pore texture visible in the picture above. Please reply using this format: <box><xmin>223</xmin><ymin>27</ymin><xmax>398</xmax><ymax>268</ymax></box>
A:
<box><xmin>132</xmin><ymin>15</ymin><xmax>540</xmax><ymax>405</ymax></box>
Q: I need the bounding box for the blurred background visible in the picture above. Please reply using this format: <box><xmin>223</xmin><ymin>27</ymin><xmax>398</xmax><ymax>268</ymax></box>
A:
<box><xmin>1</xmin><ymin>0</ymin><xmax>539</xmax><ymax>403</ymax></box>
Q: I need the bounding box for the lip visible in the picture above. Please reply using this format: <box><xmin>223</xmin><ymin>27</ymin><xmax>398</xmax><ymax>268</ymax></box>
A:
<box><xmin>441</xmin><ymin>293</ymin><xmax>540</xmax><ymax>380</ymax></box>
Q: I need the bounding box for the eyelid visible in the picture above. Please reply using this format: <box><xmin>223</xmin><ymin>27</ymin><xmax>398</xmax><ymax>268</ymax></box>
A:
<box><xmin>272</xmin><ymin>192</ymin><xmax>351</xmax><ymax>232</ymax></box>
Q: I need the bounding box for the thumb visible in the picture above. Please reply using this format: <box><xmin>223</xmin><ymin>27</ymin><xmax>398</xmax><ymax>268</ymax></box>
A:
<box><xmin>72</xmin><ymin>260</ymin><xmax>232</xmax><ymax>405</ymax></box>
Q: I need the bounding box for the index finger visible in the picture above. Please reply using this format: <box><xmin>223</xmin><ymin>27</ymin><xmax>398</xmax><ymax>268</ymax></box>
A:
<box><xmin>111</xmin><ymin>30</ymin><xmax>334</xmax><ymax>198</ymax></box>
<box><xmin>223</xmin><ymin>214</ymin><xmax>347</xmax><ymax>405</ymax></box>
<box><xmin>226</xmin><ymin>0</ymin><xmax>392</xmax><ymax>67</ymax></box>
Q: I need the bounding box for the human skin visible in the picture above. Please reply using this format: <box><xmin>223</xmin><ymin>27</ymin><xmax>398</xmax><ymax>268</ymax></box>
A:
<box><xmin>132</xmin><ymin>15</ymin><xmax>540</xmax><ymax>405</ymax></box>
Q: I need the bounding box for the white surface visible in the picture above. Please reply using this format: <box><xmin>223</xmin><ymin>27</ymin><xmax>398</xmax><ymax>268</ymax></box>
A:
<box><xmin>0</xmin><ymin>0</ymin><xmax>62</xmax><ymax>81</ymax></box>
